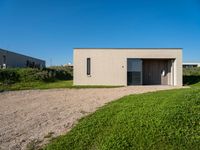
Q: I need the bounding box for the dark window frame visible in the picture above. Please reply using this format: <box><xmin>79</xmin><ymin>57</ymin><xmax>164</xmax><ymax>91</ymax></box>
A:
<box><xmin>87</xmin><ymin>58</ymin><xmax>91</xmax><ymax>75</ymax></box>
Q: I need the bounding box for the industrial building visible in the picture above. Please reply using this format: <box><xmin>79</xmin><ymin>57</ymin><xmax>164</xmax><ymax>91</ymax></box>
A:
<box><xmin>183</xmin><ymin>62</ymin><xmax>200</xmax><ymax>68</ymax></box>
<box><xmin>0</xmin><ymin>48</ymin><xmax>45</xmax><ymax>68</ymax></box>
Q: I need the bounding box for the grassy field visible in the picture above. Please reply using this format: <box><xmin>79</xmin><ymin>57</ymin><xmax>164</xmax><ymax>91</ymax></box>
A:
<box><xmin>0</xmin><ymin>80</ymin><xmax>73</xmax><ymax>91</ymax></box>
<box><xmin>0</xmin><ymin>80</ymin><xmax>122</xmax><ymax>91</ymax></box>
<box><xmin>44</xmin><ymin>87</ymin><xmax>200</xmax><ymax>150</ymax></box>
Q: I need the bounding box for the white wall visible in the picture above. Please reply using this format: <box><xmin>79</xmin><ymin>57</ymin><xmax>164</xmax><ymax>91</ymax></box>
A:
<box><xmin>74</xmin><ymin>49</ymin><xmax>182</xmax><ymax>86</ymax></box>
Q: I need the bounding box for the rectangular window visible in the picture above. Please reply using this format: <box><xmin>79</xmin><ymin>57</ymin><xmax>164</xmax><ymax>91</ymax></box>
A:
<box><xmin>87</xmin><ymin>58</ymin><xmax>91</xmax><ymax>75</ymax></box>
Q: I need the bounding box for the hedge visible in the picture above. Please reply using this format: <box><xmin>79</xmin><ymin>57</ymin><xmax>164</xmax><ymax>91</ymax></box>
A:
<box><xmin>0</xmin><ymin>67</ymin><xmax>73</xmax><ymax>85</ymax></box>
<box><xmin>183</xmin><ymin>67</ymin><xmax>200</xmax><ymax>85</ymax></box>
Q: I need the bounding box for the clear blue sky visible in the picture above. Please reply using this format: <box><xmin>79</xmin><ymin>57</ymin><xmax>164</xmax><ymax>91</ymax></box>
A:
<box><xmin>0</xmin><ymin>0</ymin><xmax>200</xmax><ymax>66</ymax></box>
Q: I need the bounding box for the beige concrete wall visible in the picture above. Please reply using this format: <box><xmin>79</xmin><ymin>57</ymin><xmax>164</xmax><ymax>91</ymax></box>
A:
<box><xmin>0</xmin><ymin>49</ymin><xmax>45</xmax><ymax>68</ymax></box>
<box><xmin>73</xmin><ymin>48</ymin><xmax>182</xmax><ymax>86</ymax></box>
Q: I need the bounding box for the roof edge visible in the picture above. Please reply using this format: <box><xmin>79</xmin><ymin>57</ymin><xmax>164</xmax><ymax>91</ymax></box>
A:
<box><xmin>0</xmin><ymin>48</ymin><xmax>45</xmax><ymax>62</ymax></box>
<box><xmin>74</xmin><ymin>48</ymin><xmax>183</xmax><ymax>50</ymax></box>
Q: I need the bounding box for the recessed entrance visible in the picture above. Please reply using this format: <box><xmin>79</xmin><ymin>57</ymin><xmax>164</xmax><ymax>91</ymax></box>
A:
<box><xmin>127</xmin><ymin>59</ymin><xmax>174</xmax><ymax>85</ymax></box>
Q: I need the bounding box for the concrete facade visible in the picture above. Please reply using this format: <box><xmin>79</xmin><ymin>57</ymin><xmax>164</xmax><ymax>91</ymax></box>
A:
<box><xmin>73</xmin><ymin>48</ymin><xmax>182</xmax><ymax>86</ymax></box>
<box><xmin>0</xmin><ymin>48</ymin><xmax>45</xmax><ymax>68</ymax></box>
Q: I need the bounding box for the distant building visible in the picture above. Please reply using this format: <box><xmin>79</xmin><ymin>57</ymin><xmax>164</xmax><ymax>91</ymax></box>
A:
<box><xmin>0</xmin><ymin>48</ymin><xmax>45</xmax><ymax>69</ymax></box>
<box><xmin>183</xmin><ymin>62</ymin><xmax>200</xmax><ymax>68</ymax></box>
<box><xmin>64</xmin><ymin>63</ymin><xmax>73</xmax><ymax>69</ymax></box>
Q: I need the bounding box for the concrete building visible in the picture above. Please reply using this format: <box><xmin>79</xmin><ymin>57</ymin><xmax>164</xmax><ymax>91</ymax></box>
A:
<box><xmin>0</xmin><ymin>48</ymin><xmax>45</xmax><ymax>68</ymax></box>
<box><xmin>183</xmin><ymin>62</ymin><xmax>200</xmax><ymax>68</ymax></box>
<box><xmin>74</xmin><ymin>48</ymin><xmax>183</xmax><ymax>86</ymax></box>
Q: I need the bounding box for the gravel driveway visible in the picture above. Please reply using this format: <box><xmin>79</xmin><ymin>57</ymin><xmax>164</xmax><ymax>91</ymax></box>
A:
<box><xmin>0</xmin><ymin>86</ymin><xmax>180</xmax><ymax>150</ymax></box>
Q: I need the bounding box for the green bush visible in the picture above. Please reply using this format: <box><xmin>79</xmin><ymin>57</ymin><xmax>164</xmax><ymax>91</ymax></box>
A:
<box><xmin>47</xmin><ymin>66</ymin><xmax>73</xmax><ymax>80</ymax></box>
<box><xmin>183</xmin><ymin>67</ymin><xmax>200</xmax><ymax>76</ymax></box>
<box><xmin>16</xmin><ymin>68</ymin><xmax>42</xmax><ymax>82</ymax></box>
<box><xmin>183</xmin><ymin>75</ymin><xmax>200</xmax><ymax>85</ymax></box>
<box><xmin>0</xmin><ymin>66</ymin><xmax>73</xmax><ymax>85</ymax></box>
<box><xmin>0</xmin><ymin>69</ymin><xmax>20</xmax><ymax>84</ymax></box>
<box><xmin>183</xmin><ymin>67</ymin><xmax>200</xmax><ymax>85</ymax></box>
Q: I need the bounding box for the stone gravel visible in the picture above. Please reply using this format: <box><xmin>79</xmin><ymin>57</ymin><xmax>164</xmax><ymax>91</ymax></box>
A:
<box><xmin>0</xmin><ymin>86</ymin><xmax>181</xmax><ymax>150</ymax></box>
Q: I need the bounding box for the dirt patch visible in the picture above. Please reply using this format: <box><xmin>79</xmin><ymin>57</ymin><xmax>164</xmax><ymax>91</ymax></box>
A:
<box><xmin>0</xmin><ymin>86</ymin><xmax>181</xmax><ymax>150</ymax></box>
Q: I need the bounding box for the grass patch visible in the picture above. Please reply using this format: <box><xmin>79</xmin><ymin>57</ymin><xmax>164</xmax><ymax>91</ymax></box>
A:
<box><xmin>44</xmin><ymin>88</ymin><xmax>200</xmax><ymax>150</ymax></box>
<box><xmin>0</xmin><ymin>80</ymin><xmax>73</xmax><ymax>91</ymax></box>
<box><xmin>0</xmin><ymin>67</ymin><xmax>74</xmax><ymax>91</ymax></box>
<box><xmin>73</xmin><ymin>85</ymin><xmax>123</xmax><ymax>89</ymax></box>
<box><xmin>0</xmin><ymin>80</ymin><xmax>122</xmax><ymax>91</ymax></box>
<box><xmin>190</xmin><ymin>82</ymin><xmax>200</xmax><ymax>88</ymax></box>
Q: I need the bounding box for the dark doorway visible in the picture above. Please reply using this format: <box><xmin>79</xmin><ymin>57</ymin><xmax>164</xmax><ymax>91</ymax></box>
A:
<box><xmin>127</xmin><ymin>59</ymin><xmax>142</xmax><ymax>85</ymax></box>
<box><xmin>143</xmin><ymin>59</ymin><xmax>169</xmax><ymax>85</ymax></box>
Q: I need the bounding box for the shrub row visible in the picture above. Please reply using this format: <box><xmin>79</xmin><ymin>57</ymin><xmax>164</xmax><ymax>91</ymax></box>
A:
<box><xmin>48</xmin><ymin>66</ymin><xmax>73</xmax><ymax>80</ymax></box>
<box><xmin>1</xmin><ymin>67</ymin><xmax>199</xmax><ymax>85</ymax></box>
<box><xmin>0</xmin><ymin>69</ymin><xmax>20</xmax><ymax>84</ymax></box>
<box><xmin>183</xmin><ymin>75</ymin><xmax>200</xmax><ymax>85</ymax></box>
<box><xmin>183</xmin><ymin>67</ymin><xmax>200</xmax><ymax>85</ymax></box>
<box><xmin>183</xmin><ymin>67</ymin><xmax>200</xmax><ymax>76</ymax></box>
<box><xmin>0</xmin><ymin>67</ymin><xmax>73</xmax><ymax>85</ymax></box>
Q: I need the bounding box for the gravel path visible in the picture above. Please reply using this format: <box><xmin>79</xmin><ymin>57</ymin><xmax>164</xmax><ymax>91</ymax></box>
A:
<box><xmin>0</xmin><ymin>86</ymin><xmax>181</xmax><ymax>150</ymax></box>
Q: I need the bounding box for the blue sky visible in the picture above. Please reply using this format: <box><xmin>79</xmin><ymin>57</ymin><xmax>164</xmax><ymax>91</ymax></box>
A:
<box><xmin>0</xmin><ymin>0</ymin><xmax>200</xmax><ymax>66</ymax></box>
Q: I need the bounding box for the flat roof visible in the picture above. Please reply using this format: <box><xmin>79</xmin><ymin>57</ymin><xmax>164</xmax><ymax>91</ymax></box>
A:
<box><xmin>74</xmin><ymin>48</ymin><xmax>182</xmax><ymax>50</ymax></box>
<box><xmin>183</xmin><ymin>62</ymin><xmax>200</xmax><ymax>64</ymax></box>
<box><xmin>0</xmin><ymin>48</ymin><xmax>45</xmax><ymax>62</ymax></box>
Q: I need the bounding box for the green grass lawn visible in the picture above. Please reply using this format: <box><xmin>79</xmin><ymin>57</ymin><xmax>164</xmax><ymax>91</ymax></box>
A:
<box><xmin>44</xmin><ymin>87</ymin><xmax>200</xmax><ymax>150</ymax></box>
<box><xmin>0</xmin><ymin>80</ymin><xmax>122</xmax><ymax>91</ymax></box>
<box><xmin>191</xmin><ymin>82</ymin><xmax>200</xmax><ymax>88</ymax></box>
<box><xmin>0</xmin><ymin>80</ymin><xmax>73</xmax><ymax>91</ymax></box>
